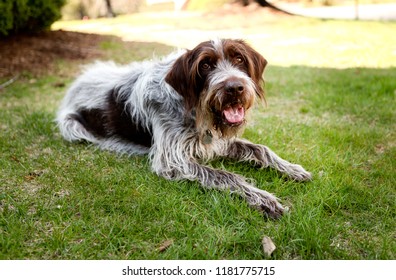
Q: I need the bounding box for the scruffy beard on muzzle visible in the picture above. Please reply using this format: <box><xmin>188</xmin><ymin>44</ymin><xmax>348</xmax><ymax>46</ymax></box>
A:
<box><xmin>196</xmin><ymin>77</ymin><xmax>257</xmax><ymax>145</ymax></box>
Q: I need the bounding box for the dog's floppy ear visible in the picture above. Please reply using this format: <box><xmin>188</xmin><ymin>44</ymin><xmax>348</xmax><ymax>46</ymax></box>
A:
<box><xmin>165</xmin><ymin>51</ymin><xmax>199</xmax><ymax>111</ymax></box>
<box><xmin>245</xmin><ymin>45</ymin><xmax>267</xmax><ymax>101</ymax></box>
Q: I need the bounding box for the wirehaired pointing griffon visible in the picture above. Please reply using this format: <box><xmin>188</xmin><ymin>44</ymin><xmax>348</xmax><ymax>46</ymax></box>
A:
<box><xmin>57</xmin><ymin>39</ymin><xmax>311</xmax><ymax>219</ymax></box>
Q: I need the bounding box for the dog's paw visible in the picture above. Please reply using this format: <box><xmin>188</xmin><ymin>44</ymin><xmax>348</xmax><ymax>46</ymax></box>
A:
<box><xmin>244</xmin><ymin>187</ymin><xmax>285</xmax><ymax>219</ymax></box>
<box><xmin>286</xmin><ymin>164</ymin><xmax>312</xmax><ymax>182</ymax></box>
<box><xmin>256</xmin><ymin>194</ymin><xmax>285</xmax><ymax>220</ymax></box>
<box><xmin>259</xmin><ymin>199</ymin><xmax>285</xmax><ymax>220</ymax></box>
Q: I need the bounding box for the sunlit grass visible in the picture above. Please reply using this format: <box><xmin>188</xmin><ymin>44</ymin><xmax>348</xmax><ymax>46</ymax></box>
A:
<box><xmin>53</xmin><ymin>11</ymin><xmax>396</xmax><ymax>68</ymax></box>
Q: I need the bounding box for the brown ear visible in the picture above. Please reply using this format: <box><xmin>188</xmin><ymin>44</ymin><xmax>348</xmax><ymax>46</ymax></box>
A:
<box><xmin>246</xmin><ymin>45</ymin><xmax>267</xmax><ymax>101</ymax></box>
<box><xmin>165</xmin><ymin>51</ymin><xmax>199</xmax><ymax>111</ymax></box>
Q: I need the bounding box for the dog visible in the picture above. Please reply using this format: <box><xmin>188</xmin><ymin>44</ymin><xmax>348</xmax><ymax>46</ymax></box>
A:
<box><xmin>56</xmin><ymin>39</ymin><xmax>311</xmax><ymax>219</ymax></box>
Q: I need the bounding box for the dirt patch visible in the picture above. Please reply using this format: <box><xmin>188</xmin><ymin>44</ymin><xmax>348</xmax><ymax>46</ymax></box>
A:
<box><xmin>0</xmin><ymin>30</ymin><xmax>105</xmax><ymax>78</ymax></box>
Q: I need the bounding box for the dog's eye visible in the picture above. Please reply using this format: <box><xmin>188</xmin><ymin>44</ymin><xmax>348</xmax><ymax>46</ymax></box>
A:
<box><xmin>200</xmin><ymin>62</ymin><xmax>211</xmax><ymax>70</ymax></box>
<box><xmin>235</xmin><ymin>56</ymin><xmax>244</xmax><ymax>64</ymax></box>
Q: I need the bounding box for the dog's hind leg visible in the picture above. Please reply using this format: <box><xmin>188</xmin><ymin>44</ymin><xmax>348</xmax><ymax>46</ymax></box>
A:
<box><xmin>56</xmin><ymin>110</ymin><xmax>99</xmax><ymax>144</ymax></box>
<box><xmin>56</xmin><ymin>111</ymin><xmax>150</xmax><ymax>155</ymax></box>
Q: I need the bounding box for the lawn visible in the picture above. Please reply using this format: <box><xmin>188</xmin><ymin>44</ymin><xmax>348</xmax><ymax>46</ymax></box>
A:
<box><xmin>1</xmin><ymin>8</ymin><xmax>395</xmax><ymax>259</ymax></box>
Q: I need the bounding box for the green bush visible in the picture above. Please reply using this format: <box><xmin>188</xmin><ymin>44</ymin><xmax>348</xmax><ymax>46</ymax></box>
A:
<box><xmin>0</xmin><ymin>0</ymin><xmax>65</xmax><ymax>36</ymax></box>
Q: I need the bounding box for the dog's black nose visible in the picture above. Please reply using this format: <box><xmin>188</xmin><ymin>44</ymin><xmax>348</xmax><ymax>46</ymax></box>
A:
<box><xmin>225</xmin><ymin>80</ymin><xmax>244</xmax><ymax>95</ymax></box>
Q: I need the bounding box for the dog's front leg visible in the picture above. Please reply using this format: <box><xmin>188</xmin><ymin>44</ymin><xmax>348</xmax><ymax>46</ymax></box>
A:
<box><xmin>148</xmin><ymin>121</ymin><xmax>285</xmax><ymax>218</ymax></box>
<box><xmin>189</xmin><ymin>162</ymin><xmax>286</xmax><ymax>218</ymax></box>
<box><xmin>151</xmin><ymin>148</ymin><xmax>285</xmax><ymax>219</ymax></box>
<box><xmin>226</xmin><ymin>139</ymin><xmax>312</xmax><ymax>181</ymax></box>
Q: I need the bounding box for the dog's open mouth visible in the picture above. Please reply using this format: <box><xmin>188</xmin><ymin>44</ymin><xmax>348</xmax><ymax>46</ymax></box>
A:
<box><xmin>222</xmin><ymin>103</ymin><xmax>245</xmax><ymax>126</ymax></box>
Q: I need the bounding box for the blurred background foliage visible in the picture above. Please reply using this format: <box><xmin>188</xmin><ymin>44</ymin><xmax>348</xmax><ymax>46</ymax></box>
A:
<box><xmin>1</xmin><ymin>0</ymin><xmax>391</xmax><ymax>31</ymax></box>
<box><xmin>59</xmin><ymin>0</ymin><xmax>396</xmax><ymax>20</ymax></box>
<box><xmin>0</xmin><ymin>0</ymin><xmax>66</xmax><ymax>36</ymax></box>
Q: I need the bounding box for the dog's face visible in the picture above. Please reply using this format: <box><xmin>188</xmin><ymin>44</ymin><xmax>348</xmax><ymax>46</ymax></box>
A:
<box><xmin>166</xmin><ymin>39</ymin><xmax>267</xmax><ymax>142</ymax></box>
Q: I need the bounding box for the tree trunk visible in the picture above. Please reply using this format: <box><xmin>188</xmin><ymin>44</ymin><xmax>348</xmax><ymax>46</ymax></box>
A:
<box><xmin>254</xmin><ymin>0</ymin><xmax>293</xmax><ymax>15</ymax></box>
<box><xmin>104</xmin><ymin>0</ymin><xmax>115</xmax><ymax>18</ymax></box>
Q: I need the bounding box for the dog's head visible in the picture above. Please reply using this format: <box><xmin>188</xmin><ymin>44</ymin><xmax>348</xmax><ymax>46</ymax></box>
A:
<box><xmin>165</xmin><ymin>39</ymin><xmax>267</xmax><ymax>143</ymax></box>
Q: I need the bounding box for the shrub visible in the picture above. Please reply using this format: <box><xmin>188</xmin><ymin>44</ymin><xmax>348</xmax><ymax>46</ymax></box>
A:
<box><xmin>0</xmin><ymin>0</ymin><xmax>65</xmax><ymax>36</ymax></box>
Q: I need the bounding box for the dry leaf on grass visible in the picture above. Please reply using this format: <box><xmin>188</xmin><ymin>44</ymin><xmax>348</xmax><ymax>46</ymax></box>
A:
<box><xmin>262</xmin><ymin>236</ymin><xmax>276</xmax><ymax>257</ymax></box>
<box><xmin>157</xmin><ymin>239</ymin><xmax>173</xmax><ymax>252</ymax></box>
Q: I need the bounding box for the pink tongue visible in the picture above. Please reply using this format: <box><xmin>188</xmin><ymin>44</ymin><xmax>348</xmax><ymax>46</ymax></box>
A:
<box><xmin>223</xmin><ymin>105</ymin><xmax>245</xmax><ymax>123</ymax></box>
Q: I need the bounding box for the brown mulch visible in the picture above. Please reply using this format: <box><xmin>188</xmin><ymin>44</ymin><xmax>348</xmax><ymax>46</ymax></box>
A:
<box><xmin>0</xmin><ymin>30</ymin><xmax>105</xmax><ymax>78</ymax></box>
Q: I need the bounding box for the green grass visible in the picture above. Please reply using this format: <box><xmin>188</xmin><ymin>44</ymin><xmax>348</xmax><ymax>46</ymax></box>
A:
<box><xmin>1</xmin><ymin>13</ymin><xmax>395</xmax><ymax>259</ymax></box>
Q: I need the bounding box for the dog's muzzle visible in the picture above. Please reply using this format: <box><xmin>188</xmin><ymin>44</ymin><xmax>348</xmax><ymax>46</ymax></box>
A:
<box><xmin>212</xmin><ymin>78</ymin><xmax>248</xmax><ymax>127</ymax></box>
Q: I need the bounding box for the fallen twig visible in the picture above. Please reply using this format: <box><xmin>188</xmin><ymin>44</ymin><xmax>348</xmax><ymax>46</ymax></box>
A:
<box><xmin>0</xmin><ymin>75</ymin><xmax>19</xmax><ymax>90</ymax></box>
